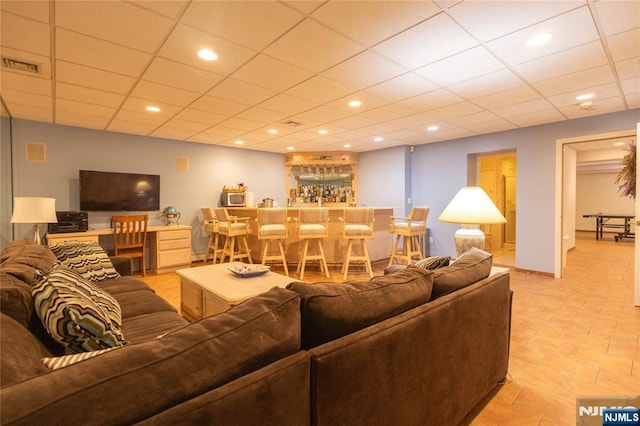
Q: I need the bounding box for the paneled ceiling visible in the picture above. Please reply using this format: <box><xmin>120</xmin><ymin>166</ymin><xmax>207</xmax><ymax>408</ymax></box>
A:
<box><xmin>1</xmin><ymin>0</ymin><xmax>638</xmax><ymax>154</ymax></box>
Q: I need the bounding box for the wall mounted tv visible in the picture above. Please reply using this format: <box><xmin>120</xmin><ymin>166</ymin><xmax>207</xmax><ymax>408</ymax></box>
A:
<box><xmin>79</xmin><ymin>170</ymin><xmax>160</xmax><ymax>212</ymax></box>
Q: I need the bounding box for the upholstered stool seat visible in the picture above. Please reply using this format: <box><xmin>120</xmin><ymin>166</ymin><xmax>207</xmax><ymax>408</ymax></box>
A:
<box><xmin>296</xmin><ymin>208</ymin><xmax>330</xmax><ymax>280</ymax></box>
<box><xmin>341</xmin><ymin>207</ymin><xmax>374</xmax><ymax>281</ymax></box>
<box><xmin>257</xmin><ymin>208</ymin><xmax>289</xmax><ymax>276</ymax></box>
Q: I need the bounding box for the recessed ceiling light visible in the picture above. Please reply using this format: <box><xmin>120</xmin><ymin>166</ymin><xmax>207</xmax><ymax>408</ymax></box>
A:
<box><xmin>348</xmin><ymin>100</ymin><xmax>362</xmax><ymax>108</ymax></box>
<box><xmin>267</xmin><ymin>129</ymin><xmax>278</xmax><ymax>134</ymax></box>
<box><xmin>235</xmin><ymin>140</ymin><xmax>244</xmax><ymax>145</ymax></box>
<box><xmin>145</xmin><ymin>106</ymin><xmax>160</xmax><ymax>112</ymax></box>
<box><xmin>427</xmin><ymin>125</ymin><xmax>439</xmax><ymax>132</ymax></box>
<box><xmin>526</xmin><ymin>32</ymin><xmax>554</xmax><ymax>47</ymax></box>
<box><xmin>343</xmin><ymin>144</ymin><xmax>351</xmax><ymax>148</ymax></box>
<box><xmin>374</xmin><ymin>137</ymin><xmax>384</xmax><ymax>142</ymax></box>
<box><xmin>286</xmin><ymin>146</ymin><xmax>295</xmax><ymax>151</ymax></box>
<box><xmin>576</xmin><ymin>93</ymin><xmax>594</xmax><ymax>101</ymax></box>
<box><xmin>318</xmin><ymin>129</ymin><xmax>328</xmax><ymax>135</ymax></box>
<box><xmin>197</xmin><ymin>49</ymin><xmax>218</xmax><ymax>61</ymax></box>
<box><xmin>613</xmin><ymin>141</ymin><xmax>626</xmax><ymax>146</ymax></box>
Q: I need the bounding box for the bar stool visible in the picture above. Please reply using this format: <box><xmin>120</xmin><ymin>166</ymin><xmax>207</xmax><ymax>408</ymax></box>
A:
<box><xmin>213</xmin><ymin>207</ymin><xmax>253</xmax><ymax>264</ymax></box>
<box><xmin>201</xmin><ymin>207</ymin><xmax>223</xmax><ymax>264</ymax></box>
<box><xmin>388</xmin><ymin>206</ymin><xmax>429</xmax><ymax>266</ymax></box>
<box><xmin>340</xmin><ymin>207</ymin><xmax>375</xmax><ymax>281</ymax></box>
<box><xmin>295</xmin><ymin>208</ymin><xmax>330</xmax><ymax>280</ymax></box>
<box><xmin>257</xmin><ymin>208</ymin><xmax>289</xmax><ymax>276</ymax></box>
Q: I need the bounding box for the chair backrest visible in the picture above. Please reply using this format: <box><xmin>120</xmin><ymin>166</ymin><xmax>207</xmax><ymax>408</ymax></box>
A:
<box><xmin>344</xmin><ymin>207</ymin><xmax>374</xmax><ymax>227</ymax></box>
<box><xmin>408</xmin><ymin>207</ymin><xmax>430</xmax><ymax>225</ymax></box>
<box><xmin>112</xmin><ymin>215</ymin><xmax>148</xmax><ymax>250</ymax></box>
<box><xmin>298</xmin><ymin>208</ymin><xmax>328</xmax><ymax>225</ymax></box>
<box><xmin>213</xmin><ymin>207</ymin><xmax>230</xmax><ymax>222</ymax></box>
<box><xmin>201</xmin><ymin>207</ymin><xmax>215</xmax><ymax>222</ymax></box>
<box><xmin>258</xmin><ymin>208</ymin><xmax>287</xmax><ymax>226</ymax></box>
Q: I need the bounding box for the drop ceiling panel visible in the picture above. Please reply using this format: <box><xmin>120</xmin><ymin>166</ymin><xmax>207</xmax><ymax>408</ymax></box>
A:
<box><xmin>322</xmin><ymin>50</ymin><xmax>408</xmax><ymax>90</ymax></box>
<box><xmin>607</xmin><ymin>29</ymin><xmax>640</xmax><ymax>62</ymax></box>
<box><xmin>1</xmin><ymin>88</ymin><xmax>51</xmax><ymax>108</ymax></box>
<box><xmin>360</xmin><ymin>104</ymin><xmax>416</xmax><ymax>122</ymax></box>
<box><xmin>0</xmin><ymin>1</ymin><xmax>49</xmax><ymax>22</ymax></box>
<box><xmin>594</xmin><ymin>1</ymin><xmax>640</xmax><ymax>36</ymax></box>
<box><xmin>129</xmin><ymin>1</ymin><xmax>187</xmax><ymax>19</ymax></box>
<box><xmin>257</xmin><ymin>93</ymin><xmax>317</xmax><ymax>115</ymax></box>
<box><xmin>398</xmin><ymin>89</ymin><xmax>463</xmax><ymax>112</ymax></box>
<box><xmin>129</xmin><ymin>81</ymin><xmax>200</xmax><ymax>107</ymax></box>
<box><xmin>312</xmin><ymin>1</ymin><xmax>440</xmax><ymax>47</ymax></box>
<box><xmin>427</xmin><ymin>101</ymin><xmax>484</xmax><ymax>120</ymax></box>
<box><xmin>174</xmin><ymin>108</ymin><xmax>229</xmax><ymax>125</ymax></box>
<box><xmin>365</xmin><ymin>73</ymin><xmax>439</xmax><ymax>102</ymax></box>
<box><xmin>3</xmin><ymin>72</ymin><xmax>51</xmax><ymax>96</ymax></box>
<box><xmin>415</xmin><ymin>46</ymin><xmax>505</xmax><ymax>86</ymax></box>
<box><xmin>56</xmin><ymin>111</ymin><xmax>110</xmax><ymax>130</ymax></box>
<box><xmin>546</xmin><ymin>82</ymin><xmax>621</xmax><ymax>109</ymax></box>
<box><xmin>56</xmin><ymin>83</ymin><xmax>123</xmax><ymax>108</ymax></box>
<box><xmin>207</xmin><ymin>78</ymin><xmax>277</xmax><ymax>105</ymax></box>
<box><xmin>56</xmin><ymin>61</ymin><xmax>135</xmax><ymax>94</ymax></box>
<box><xmin>372</xmin><ymin>13</ymin><xmax>478</xmax><ymax>69</ymax></box>
<box><xmin>6</xmin><ymin>103</ymin><xmax>52</xmax><ymax>122</ymax></box>
<box><xmin>158</xmin><ymin>24</ymin><xmax>256</xmax><ymax>75</ymax></box>
<box><xmin>56</xmin><ymin>99</ymin><xmax>115</xmax><ymax>118</ymax></box>
<box><xmin>284</xmin><ymin>75</ymin><xmax>357</xmax><ymax>104</ymax></box>
<box><xmin>55</xmin><ymin>1</ymin><xmax>174</xmax><ymax>53</ymax></box>
<box><xmin>143</xmin><ymin>57</ymin><xmax>224</xmax><ymax>93</ymax></box>
<box><xmin>493</xmin><ymin>98</ymin><xmax>559</xmax><ymax>118</ymax></box>
<box><xmin>108</xmin><ymin>120</ymin><xmax>158</xmax><ymax>136</ymax></box>
<box><xmin>615</xmin><ymin>58</ymin><xmax>640</xmax><ymax>80</ymax></box>
<box><xmin>232</xmin><ymin>54</ymin><xmax>314</xmax><ymax>92</ymax></box>
<box><xmin>235</xmin><ymin>107</ymin><xmax>288</xmax><ymax>125</ymax></box>
<box><xmin>513</xmin><ymin>42</ymin><xmax>610</xmax><ymax>83</ymax></box>
<box><xmin>150</xmin><ymin>127</ymin><xmax>197</xmax><ymax>140</ymax></box>
<box><xmin>463</xmin><ymin>119</ymin><xmax>517</xmax><ymax>134</ymax></box>
<box><xmin>473</xmin><ymin>86</ymin><xmax>542</xmax><ymax>110</ymax></box>
<box><xmin>181</xmin><ymin>1</ymin><xmax>303</xmax><ymax>51</ymax></box>
<box><xmin>158</xmin><ymin>118</ymin><xmax>211</xmax><ymax>132</ymax></box>
<box><xmin>295</xmin><ymin>106</ymin><xmax>352</xmax><ymax>123</ymax></box>
<box><xmin>120</xmin><ymin>97</ymin><xmax>182</xmax><ymax>117</ymax></box>
<box><xmin>265</xmin><ymin>19</ymin><xmax>364</xmax><ymax>73</ymax></box>
<box><xmin>448</xmin><ymin>69</ymin><xmax>524</xmax><ymax>99</ymax></box>
<box><xmin>504</xmin><ymin>108</ymin><xmax>566</xmax><ymax>127</ymax></box>
<box><xmin>218</xmin><ymin>117</ymin><xmax>264</xmax><ymax>132</ymax></box>
<box><xmin>188</xmin><ymin>96</ymin><xmax>249</xmax><ymax>116</ymax></box>
<box><xmin>486</xmin><ymin>7</ymin><xmax>600</xmax><ymax>66</ymax></box>
<box><xmin>1</xmin><ymin>11</ymin><xmax>51</xmax><ymax>56</ymax></box>
<box><xmin>446</xmin><ymin>1</ymin><xmax>582</xmax><ymax>42</ymax></box>
<box><xmin>531</xmin><ymin>65</ymin><xmax>616</xmax><ymax>97</ymax></box>
<box><xmin>56</xmin><ymin>29</ymin><xmax>150</xmax><ymax>77</ymax></box>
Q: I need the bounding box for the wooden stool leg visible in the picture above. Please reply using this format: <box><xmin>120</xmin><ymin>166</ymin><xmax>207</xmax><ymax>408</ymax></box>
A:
<box><xmin>317</xmin><ymin>240</ymin><xmax>330</xmax><ymax>278</ymax></box>
<box><xmin>241</xmin><ymin>236</ymin><xmax>252</xmax><ymax>264</ymax></box>
<box><xmin>388</xmin><ymin>234</ymin><xmax>401</xmax><ymax>266</ymax></box>
<box><xmin>299</xmin><ymin>239</ymin><xmax>310</xmax><ymax>280</ymax></box>
<box><xmin>342</xmin><ymin>239</ymin><xmax>353</xmax><ymax>281</ymax></box>
<box><xmin>261</xmin><ymin>241</ymin><xmax>269</xmax><ymax>265</ymax></box>
<box><xmin>362</xmin><ymin>239</ymin><xmax>373</xmax><ymax>278</ymax></box>
<box><xmin>278</xmin><ymin>240</ymin><xmax>289</xmax><ymax>276</ymax></box>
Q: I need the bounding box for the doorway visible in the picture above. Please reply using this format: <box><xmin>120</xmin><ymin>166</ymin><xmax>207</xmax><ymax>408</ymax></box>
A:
<box><xmin>478</xmin><ymin>152</ymin><xmax>517</xmax><ymax>267</ymax></box>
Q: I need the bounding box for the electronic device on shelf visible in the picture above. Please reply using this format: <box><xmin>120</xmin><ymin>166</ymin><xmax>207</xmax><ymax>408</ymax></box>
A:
<box><xmin>47</xmin><ymin>211</ymin><xmax>88</xmax><ymax>234</ymax></box>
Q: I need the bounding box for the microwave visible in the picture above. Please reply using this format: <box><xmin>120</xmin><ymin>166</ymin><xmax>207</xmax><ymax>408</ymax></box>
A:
<box><xmin>220</xmin><ymin>192</ymin><xmax>245</xmax><ymax>207</ymax></box>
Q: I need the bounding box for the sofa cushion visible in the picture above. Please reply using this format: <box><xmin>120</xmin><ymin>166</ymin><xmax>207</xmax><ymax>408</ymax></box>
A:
<box><xmin>50</xmin><ymin>241</ymin><xmax>121</xmax><ymax>283</ymax></box>
<box><xmin>0</xmin><ymin>287</ymin><xmax>302</xmax><ymax>425</ymax></box>
<box><xmin>121</xmin><ymin>311</ymin><xmax>189</xmax><ymax>343</ymax></box>
<box><xmin>287</xmin><ymin>267</ymin><xmax>433</xmax><ymax>349</ymax></box>
<box><xmin>0</xmin><ymin>271</ymin><xmax>33</xmax><ymax>327</ymax></box>
<box><xmin>112</xmin><ymin>289</ymin><xmax>178</xmax><ymax>318</ymax></box>
<box><xmin>32</xmin><ymin>264</ymin><xmax>127</xmax><ymax>353</ymax></box>
<box><xmin>0</xmin><ymin>239</ymin><xmax>57</xmax><ymax>284</ymax></box>
<box><xmin>0</xmin><ymin>313</ymin><xmax>51</xmax><ymax>386</ymax></box>
<box><xmin>430</xmin><ymin>247</ymin><xmax>493</xmax><ymax>300</ymax></box>
<box><xmin>95</xmin><ymin>275</ymin><xmax>154</xmax><ymax>296</ymax></box>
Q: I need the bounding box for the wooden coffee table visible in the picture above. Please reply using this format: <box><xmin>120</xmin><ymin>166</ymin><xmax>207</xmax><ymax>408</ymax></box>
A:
<box><xmin>177</xmin><ymin>262</ymin><xmax>300</xmax><ymax>321</ymax></box>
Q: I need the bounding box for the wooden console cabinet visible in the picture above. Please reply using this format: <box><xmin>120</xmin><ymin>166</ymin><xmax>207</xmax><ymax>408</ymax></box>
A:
<box><xmin>47</xmin><ymin>224</ymin><xmax>192</xmax><ymax>275</ymax></box>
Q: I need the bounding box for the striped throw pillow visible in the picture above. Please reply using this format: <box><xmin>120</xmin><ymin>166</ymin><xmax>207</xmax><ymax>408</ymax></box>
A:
<box><xmin>42</xmin><ymin>347</ymin><xmax>119</xmax><ymax>370</ymax></box>
<box><xmin>32</xmin><ymin>264</ymin><xmax>127</xmax><ymax>353</ymax></box>
<box><xmin>50</xmin><ymin>241</ymin><xmax>121</xmax><ymax>283</ymax></box>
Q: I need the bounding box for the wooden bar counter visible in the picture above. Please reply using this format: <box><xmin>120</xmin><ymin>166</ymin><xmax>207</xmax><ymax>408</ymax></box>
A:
<box><xmin>227</xmin><ymin>207</ymin><xmax>394</xmax><ymax>266</ymax></box>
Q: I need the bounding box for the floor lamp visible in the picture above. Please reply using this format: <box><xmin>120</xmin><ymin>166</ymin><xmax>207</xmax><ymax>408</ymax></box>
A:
<box><xmin>11</xmin><ymin>197</ymin><xmax>58</xmax><ymax>245</ymax></box>
<box><xmin>438</xmin><ymin>187</ymin><xmax>506</xmax><ymax>257</ymax></box>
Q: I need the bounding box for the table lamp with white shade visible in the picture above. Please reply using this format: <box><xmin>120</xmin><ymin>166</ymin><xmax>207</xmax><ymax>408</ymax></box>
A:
<box><xmin>11</xmin><ymin>197</ymin><xmax>58</xmax><ymax>244</ymax></box>
<box><xmin>438</xmin><ymin>187</ymin><xmax>506</xmax><ymax>256</ymax></box>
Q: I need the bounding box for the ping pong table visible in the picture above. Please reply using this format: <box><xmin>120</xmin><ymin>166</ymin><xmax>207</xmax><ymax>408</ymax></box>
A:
<box><xmin>582</xmin><ymin>213</ymin><xmax>635</xmax><ymax>241</ymax></box>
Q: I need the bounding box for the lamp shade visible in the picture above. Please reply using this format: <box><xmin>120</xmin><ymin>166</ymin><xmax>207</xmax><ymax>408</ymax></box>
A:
<box><xmin>11</xmin><ymin>197</ymin><xmax>58</xmax><ymax>224</ymax></box>
<box><xmin>438</xmin><ymin>187</ymin><xmax>506</xmax><ymax>224</ymax></box>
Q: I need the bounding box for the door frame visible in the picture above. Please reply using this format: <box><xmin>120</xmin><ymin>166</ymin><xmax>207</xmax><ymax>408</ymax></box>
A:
<box><xmin>555</xmin><ymin>129</ymin><xmax>638</xmax><ymax>306</ymax></box>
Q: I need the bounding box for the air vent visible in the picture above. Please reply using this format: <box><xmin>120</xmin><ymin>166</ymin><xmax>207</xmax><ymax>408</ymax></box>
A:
<box><xmin>281</xmin><ymin>120</ymin><xmax>304</xmax><ymax>127</ymax></box>
<box><xmin>2</xmin><ymin>57</ymin><xmax>40</xmax><ymax>74</ymax></box>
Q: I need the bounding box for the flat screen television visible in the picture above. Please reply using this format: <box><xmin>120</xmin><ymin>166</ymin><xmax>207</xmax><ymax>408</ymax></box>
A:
<box><xmin>79</xmin><ymin>170</ymin><xmax>160</xmax><ymax>212</ymax></box>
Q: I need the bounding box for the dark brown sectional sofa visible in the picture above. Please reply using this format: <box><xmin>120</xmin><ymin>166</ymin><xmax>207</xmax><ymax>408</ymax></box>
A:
<box><xmin>1</xmin><ymin>239</ymin><xmax>511</xmax><ymax>425</ymax></box>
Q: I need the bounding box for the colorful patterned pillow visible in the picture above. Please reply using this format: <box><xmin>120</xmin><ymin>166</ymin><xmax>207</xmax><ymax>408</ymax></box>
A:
<box><xmin>32</xmin><ymin>264</ymin><xmax>127</xmax><ymax>353</ymax></box>
<box><xmin>50</xmin><ymin>241</ymin><xmax>121</xmax><ymax>282</ymax></box>
<box><xmin>414</xmin><ymin>256</ymin><xmax>451</xmax><ymax>270</ymax></box>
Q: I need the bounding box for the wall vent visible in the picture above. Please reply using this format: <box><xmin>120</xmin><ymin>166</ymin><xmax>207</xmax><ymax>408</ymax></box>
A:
<box><xmin>26</xmin><ymin>142</ymin><xmax>46</xmax><ymax>162</ymax></box>
<box><xmin>2</xmin><ymin>57</ymin><xmax>40</xmax><ymax>74</ymax></box>
<box><xmin>281</xmin><ymin>120</ymin><xmax>304</xmax><ymax>127</ymax></box>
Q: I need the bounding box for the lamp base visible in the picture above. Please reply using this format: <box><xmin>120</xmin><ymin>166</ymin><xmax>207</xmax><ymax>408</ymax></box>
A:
<box><xmin>454</xmin><ymin>224</ymin><xmax>485</xmax><ymax>257</ymax></box>
<box><xmin>33</xmin><ymin>224</ymin><xmax>43</xmax><ymax>245</ymax></box>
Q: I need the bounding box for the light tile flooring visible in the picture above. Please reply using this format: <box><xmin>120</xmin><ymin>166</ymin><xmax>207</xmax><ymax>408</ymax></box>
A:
<box><xmin>143</xmin><ymin>233</ymin><xmax>639</xmax><ymax>425</ymax></box>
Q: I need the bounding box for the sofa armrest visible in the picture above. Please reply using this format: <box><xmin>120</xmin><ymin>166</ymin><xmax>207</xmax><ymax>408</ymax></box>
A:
<box><xmin>110</xmin><ymin>256</ymin><xmax>131</xmax><ymax>276</ymax></box>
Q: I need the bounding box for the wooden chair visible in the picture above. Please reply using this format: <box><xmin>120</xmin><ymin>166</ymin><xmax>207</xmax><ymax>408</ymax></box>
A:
<box><xmin>340</xmin><ymin>207</ymin><xmax>375</xmax><ymax>281</ymax></box>
<box><xmin>112</xmin><ymin>214</ymin><xmax>148</xmax><ymax>276</ymax></box>
<box><xmin>295</xmin><ymin>208</ymin><xmax>330</xmax><ymax>280</ymax></box>
<box><xmin>257</xmin><ymin>208</ymin><xmax>289</xmax><ymax>276</ymax></box>
<box><xmin>213</xmin><ymin>207</ymin><xmax>252</xmax><ymax>264</ymax></box>
<box><xmin>201</xmin><ymin>207</ymin><xmax>222</xmax><ymax>264</ymax></box>
<box><xmin>388</xmin><ymin>207</ymin><xmax>429</xmax><ymax>266</ymax></box>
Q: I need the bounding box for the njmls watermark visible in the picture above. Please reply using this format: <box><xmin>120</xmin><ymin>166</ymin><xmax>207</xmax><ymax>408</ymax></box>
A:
<box><xmin>577</xmin><ymin>396</ymin><xmax>640</xmax><ymax>426</ymax></box>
